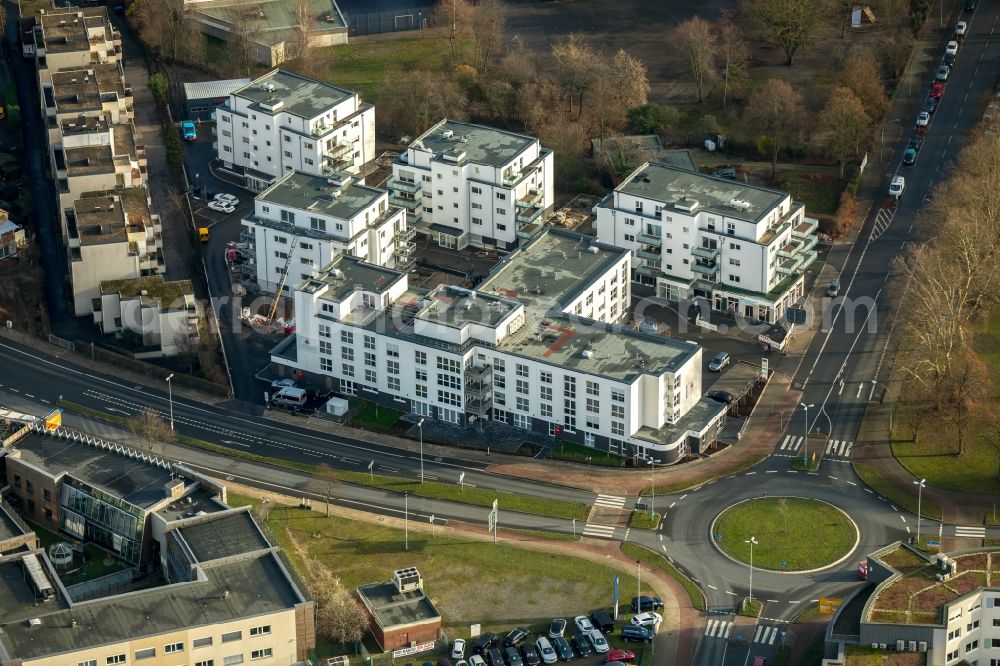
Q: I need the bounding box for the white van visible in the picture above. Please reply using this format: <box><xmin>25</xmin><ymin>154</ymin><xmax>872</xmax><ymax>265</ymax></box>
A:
<box><xmin>271</xmin><ymin>386</ymin><xmax>307</xmax><ymax>409</ymax></box>
<box><xmin>889</xmin><ymin>175</ymin><xmax>905</xmax><ymax>198</ymax></box>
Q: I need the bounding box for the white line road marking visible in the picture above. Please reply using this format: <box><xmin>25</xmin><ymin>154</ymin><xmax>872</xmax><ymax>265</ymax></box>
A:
<box><xmin>906</xmin><ymin>526</ymin><xmax>911</xmax><ymax>534</ymax></box>
<box><xmin>956</xmin><ymin>526</ymin><xmax>987</xmax><ymax>537</ymax></box>
<box><xmin>767</xmin><ymin>599</ymin><xmax>779</xmax><ymax>603</ymax></box>
<box><xmin>828</xmin><ymin>476</ymin><xmax>839</xmax><ymax>480</ymax></box>
<box><xmin>766</xmin><ymin>470</ymin><xmax>778</xmax><ymax>474</ymax></box>
<box><xmin>707</xmin><ymin>584</ymin><xmax>718</xmax><ymax>590</ymax></box>
<box><xmin>891</xmin><ymin>505</ymin><xmax>898</xmax><ymax>511</ymax></box>
<box><xmin>725</xmin><ymin>591</ymin><xmax>737</xmax><ymax>596</ymax></box>
<box><xmin>722</xmin><ymin>623</ymin><xmax>733</xmax><ymax>638</ymax></box>
<box><xmin>679</xmin><ymin>494</ymin><xmax>688</xmax><ymax>500</ymax></box>
<box><xmin>661</xmin><ymin>545</ymin><xmax>666</xmax><ymax>553</ymax></box>
<box><xmin>753</xmin><ymin>626</ymin><xmax>764</xmax><ymax>643</ymax></box>
<box><xmin>24</xmin><ymin>393</ymin><xmax>34</xmax><ymax>398</ymax></box>
<box><xmin>847</xmin><ymin>481</ymin><xmax>857</xmax><ymax>486</ymax></box>
<box><xmin>865</xmin><ymin>488</ymin><xmax>874</xmax><ymax>493</ymax></box>
<box><xmin>746</xmin><ymin>471</ymin><xmax>756</xmax><ymax>475</ymax></box>
<box><xmin>856</xmin><ymin>383</ymin><xmax>863</xmax><ymax>398</ymax></box>
<box><xmin>658</xmin><ymin>534</ymin><xmax>663</xmax><ymax>541</ymax></box>
<box><xmin>900</xmin><ymin>516</ymin><xmax>906</xmax><ymax>523</ymax></box>
<box><xmin>669</xmin><ymin>502</ymin><xmax>676</xmax><ymax>509</ymax></box>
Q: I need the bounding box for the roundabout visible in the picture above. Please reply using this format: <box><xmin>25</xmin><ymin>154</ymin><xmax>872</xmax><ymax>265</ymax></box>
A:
<box><xmin>710</xmin><ymin>496</ymin><xmax>859</xmax><ymax>572</ymax></box>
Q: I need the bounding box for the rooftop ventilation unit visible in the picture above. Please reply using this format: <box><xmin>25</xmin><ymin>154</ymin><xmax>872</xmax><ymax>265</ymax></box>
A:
<box><xmin>329</xmin><ymin>268</ymin><xmax>344</xmax><ymax>278</ymax></box>
<box><xmin>581</xmin><ymin>349</ymin><xmax>593</xmax><ymax>359</ymax></box>
<box><xmin>585</xmin><ymin>245</ymin><xmax>599</xmax><ymax>254</ymax></box>
<box><xmin>729</xmin><ymin>199</ymin><xmax>752</xmax><ymax>212</ymax></box>
<box><xmin>441</xmin><ymin>130</ymin><xmax>454</xmax><ymax>139</ymax></box>
<box><xmin>393</xmin><ymin>567</ymin><xmax>423</xmax><ymax>593</ymax></box>
<box><xmin>675</xmin><ymin>197</ymin><xmax>700</xmax><ymax>213</ymax></box>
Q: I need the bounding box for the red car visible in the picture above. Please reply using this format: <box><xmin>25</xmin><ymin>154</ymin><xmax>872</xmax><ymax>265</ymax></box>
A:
<box><xmin>606</xmin><ymin>650</ymin><xmax>635</xmax><ymax>663</ymax></box>
<box><xmin>930</xmin><ymin>82</ymin><xmax>946</xmax><ymax>99</ymax></box>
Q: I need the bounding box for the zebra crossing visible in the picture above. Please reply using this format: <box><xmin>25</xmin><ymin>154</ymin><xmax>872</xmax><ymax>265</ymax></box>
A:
<box><xmin>778</xmin><ymin>435</ymin><xmax>803</xmax><ymax>452</ymax></box>
<box><xmin>704</xmin><ymin>619</ymin><xmax>733</xmax><ymax>639</ymax></box>
<box><xmin>824</xmin><ymin>439</ymin><xmax>854</xmax><ymax>458</ymax></box>
<box><xmin>703</xmin><ymin>620</ymin><xmax>783</xmax><ymax>645</ymax></box>
<box><xmin>581</xmin><ymin>523</ymin><xmax>617</xmax><ymax>539</ymax></box>
<box><xmin>753</xmin><ymin>625</ymin><xmax>781</xmax><ymax>645</ymax></box>
<box><xmin>593</xmin><ymin>494</ymin><xmax>627</xmax><ymax>510</ymax></box>
<box><xmin>955</xmin><ymin>526</ymin><xmax>987</xmax><ymax>539</ymax></box>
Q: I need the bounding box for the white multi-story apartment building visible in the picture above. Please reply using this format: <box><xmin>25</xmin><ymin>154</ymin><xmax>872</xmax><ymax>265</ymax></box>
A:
<box><xmin>94</xmin><ymin>276</ymin><xmax>198</xmax><ymax>357</ymax></box>
<box><xmin>388</xmin><ymin>119</ymin><xmax>554</xmax><ymax>252</ymax></box>
<box><xmin>595</xmin><ymin>162</ymin><xmax>819</xmax><ymax>323</ymax></box>
<box><xmin>33</xmin><ymin>7</ymin><xmax>122</xmax><ymax>85</ymax></box>
<box><xmin>241</xmin><ymin>171</ymin><xmax>411</xmax><ymax>293</ymax></box>
<box><xmin>270</xmin><ymin>228</ymin><xmax>725</xmax><ymax>463</ymax></box>
<box><xmin>67</xmin><ymin>187</ymin><xmax>164</xmax><ymax>316</ymax></box>
<box><xmin>216</xmin><ymin>69</ymin><xmax>375</xmax><ymax>192</ymax></box>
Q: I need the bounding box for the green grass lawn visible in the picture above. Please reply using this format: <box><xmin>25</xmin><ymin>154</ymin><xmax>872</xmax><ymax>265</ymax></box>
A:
<box><xmin>713</xmin><ymin>498</ymin><xmax>856</xmax><ymax>571</ymax></box>
<box><xmin>738</xmin><ymin>598</ymin><xmax>762</xmax><ymax>617</ymax></box>
<box><xmin>235</xmin><ymin>494</ymin><xmax>637</xmax><ymax>638</ymax></box>
<box><xmin>546</xmin><ymin>441</ymin><xmax>625</xmax><ymax>467</ymax></box>
<box><xmin>27</xmin><ymin>521</ymin><xmax>126</xmax><ymax>586</ymax></box>
<box><xmin>776</xmin><ymin>172</ymin><xmax>842</xmax><ymax>216</ymax></box>
<box><xmin>621</xmin><ymin>542</ymin><xmax>705</xmax><ymax>611</ymax></box>
<box><xmin>313</xmin><ymin>37</ymin><xmax>450</xmax><ymax>101</ymax></box>
<box><xmin>628</xmin><ymin>510</ymin><xmax>661</xmax><ymax>530</ymax></box>
<box><xmin>852</xmin><ymin>458</ymin><xmax>943</xmax><ymax>521</ymax></box>
<box><xmin>348</xmin><ymin>399</ymin><xmax>403</xmax><ymax>430</ymax></box>
<box><xmin>59</xmin><ymin>400</ymin><xmax>588</xmax><ymax>520</ymax></box>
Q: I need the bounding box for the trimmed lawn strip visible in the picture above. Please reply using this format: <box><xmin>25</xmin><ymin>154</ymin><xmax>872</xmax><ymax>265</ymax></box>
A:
<box><xmin>501</xmin><ymin>527</ymin><xmax>581</xmax><ymax>542</ymax></box>
<box><xmin>738</xmin><ymin>598</ymin><xmax>762</xmax><ymax>617</ymax></box>
<box><xmin>546</xmin><ymin>440</ymin><xmax>625</xmax><ymax>467</ymax></box>
<box><xmin>628</xmin><ymin>510</ymin><xmax>661</xmax><ymax>530</ymax></box>
<box><xmin>58</xmin><ymin>401</ymin><xmax>589</xmax><ymax>520</ymax></box>
<box><xmin>316</xmin><ymin>38</ymin><xmax>450</xmax><ymax>101</ymax></box>
<box><xmin>641</xmin><ymin>454</ymin><xmax>769</xmax><ymax>496</ymax></box>
<box><xmin>236</xmin><ymin>495</ymin><xmax>639</xmax><ymax>638</ymax></box>
<box><xmin>852</xmin><ymin>459</ymin><xmax>943</xmax><ymax>521</ymax></box>
<box><xmin>714</xmin><ymin>498</ymin><xmax>855</xmax><ymax>571</ymax></box>
<box><xmin>348</xmin><ymin>399</ymin><xmax>403</xmax><ymax>430</ymax></box>
<box><xmin>621</xmin><ymin>542</ymin><xmax>706</xmax><ymax>611</ymax></box>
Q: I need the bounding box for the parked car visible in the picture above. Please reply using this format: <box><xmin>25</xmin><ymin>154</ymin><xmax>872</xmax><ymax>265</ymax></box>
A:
<box><xmin>930</xmin><ymin>82</ymin><xmax>946</xmax><ymax>99</ymax></box>
<box><xmin>586</xmin><ymin>630</ymin><xmax>609</xmax><ymax>654</ymax></box>
<box><xmin>908</xmin><ymin>135</ymin><xmax>923</xmax><ymax>152</ymax></box>
<box><xmin>468</xmin><ymin>656</ymin><xmax>487</xmax><ymax>666</ymax></box>
<box><xmin>548</xmin><ymin>619</ymin><xmax>567</xmax><ymax>639</ymax></box>
<box><xmin>889</xmin><ymin>175</ymin><xmax>906</xmax><ymax>198</ymax></box>
<box><xmin>631</xmin><ymin>612</ymin><xmax>662</xmax><ymax>628</ymax></box>
<box><xmin>752</xmin><ymin>658</ymin><xmax>767</xmax><ymax>666</ymax></box>
<box><xmin>570</xmin><ymin>634</ymin><xmax>592</xmax><ymax>658</ymax></box>
<box><xmin>589</xmin><ymin>611</ymin><xmax>615</xmax><ymax>635</ymax></box>
<box><xmin>504</xmin><ymin>628</ymin><xmax>530</xmax><ymax>648</ymax></box>
<box><xmin>956</xmin><ymin>20</ymin><xmax>967</xmax><ymax>35</ymax></box>
<box><xmin>916</xmin><ymin>111</ymin><xmax>931</xmax><ymax>127</ymax></box>
<box><xmin>208</xmin><ymin>199</ymin><xmax>236</xmax><ymax>214</ymax></box>
<box><xmin>712</xmin><ymin>167</ymin><xmax>737</xmax><ymax>179</ymax></box>
<box><xmin>520</xmin><ymin>644</ymin><xmax>540</xmax><ymax>666</ymax></box>
<box><xmin>943</xmin><ymin>52</ymin><xmax>956</xmax><ymax>67</ymax></box>
<box><xmin>214</xmin><ymin>193</ymin><xmax>240</xmax><ymax>206</ymax></box>
<box><xmin>551</xmin><ymin>636</ymin><xmax>573</xmax><ymax>662</ymax></box>
<box><xmin>945</xmin><ymin>40</ymin><xmax>959</xmax><ymax>55</ymax></box>
<box><xmin>924</xmin><ymin>96</ymin><xmax>937</xmax><ymax>114</ymax></box>
<box><xmin>630</xmin><ymin>596</ymin><xmax>664</xmax><ymax>612</ymax></box>
<box><xmin>453</xmin><ymin>639</ymin><xmax>466</xmax><ymax>660</ymax></box>
<box><xmin>474</xmin><ymin>634</ymin><xmax>497</xmax><ymax>656</ymax></box>
<box><xmin>535</xmin><ymin>638</ymin><xmax>557</xmax><ymax>665</ymax></box>
<box><xmin>504</xmin><ymin>646</ymin><xmax>523</xmax><ymax>666</ymax></box>
<box><xmin>707</xmin><ymin>390</ymin><xmax>734</xmax><ymax>404</ymax></box>
<box><xmin>606</xmin><ymin>650</ymin><xmax>635</xmax><ymax>663</ymax></box>
<box><xmin>619</xmin><ymin>626</ymin><xmax>654</xmax><ymax>644</ymax></box>
<box><xmin>964</xmin><ymin>0</ymin><xmax>975</xmax><ymax>10</ymax></box>
<box><xmin>456</xmin><ymin>661</ymin><xmax>469</xmax><ymax>666</ymax></box>
<box><xmin>573</xmin><ymin>616</ymin><xmax>594</xmax><ymax>634</ymax></box>
<box><xmin>487</xmin><ymin>649</ymin><xmax>504</xmax><ymax>666</ymax></box>
<box><xmin>270</xmin><ymin>378</ymin><xmax>296</xmax><ymax>390</ymax></box>
<box><xmin>708</xmin><ymin>351</ymin><xmax>731</xmax><ymax>372</ymax></box>
<box><xmin>826</xmin><ymin>281</ymin><xmax>840</xmax><ymax>297</ymax></box>
<box><xmin>439</xmin><ymin>660</ymin><xmax>453</xmax><ymax>666</ymax></box>
<box><xmin>903</xmin><ymin>147</ymin><xmax>917</xmax><ymax>165</ymax></box>
<box><xmin>181</xmin><ymin>121</ymin><xmax>197</xmax><ymax>141</ymax></box>
<box><xmin>936</xmin><ymin>65</ymin><xmax>951</xmax><ymax>81</ymax></box>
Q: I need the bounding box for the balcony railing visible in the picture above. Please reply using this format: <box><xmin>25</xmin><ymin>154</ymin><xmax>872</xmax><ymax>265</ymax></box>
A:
<box><xmin>636</xmin><ymin>248</ymin><xmax>661</xmax><ymax>262</ymax></box>
<box><xmin>389</xmin><ymin>194</ymin><xmax>421</xmax><ymax>209</ymax></box>
<box><xmin>792</xmin><ymin>216</ymin><xmax>819</xmax><ymax>239</ymax></box>
<box><xmin>692</xmin><ymin>261</ymin><xmax>719</xmax><ymax>276</ymax></box>
<box><xmin>388</xmin><ymin>178</ymin><xmax>422</xmax><ymax>193</ymax></box>
<box><xmin>395</xmin><ymin>226</ymin><xmax>416</xmax><ymax>242</ymax></box>
<box><xmin>515</xmin><ymin>206</ymin><xmax>543</xmax><ymax>224</ymax></box>
<box><xmin>395</xmin><ymin>240</ymin><xmax>416</xmax><ymax>257</ymax></box>
<box><xmin>636</xmin><ymin>231</ymin><xmax>661</xmax><ymax>245</ymax></box>
<box><xmin>515</xmin><ymin>191</ymin><xmax>541</xmax><ymax>209</ymax></box>
<box><xmin>799</xmin><ymin>249</ymin><xmax>818</xmax><ymax>270</ymax></box>
<box><xmin>323</xmin><ymin>141</ymin><xmax>351</xmax><ymax>160</ymax></box>
<box><xmin>691</xmin><ymin>245</ymin><xmax>719</xmax><ymax>260</ymax></box>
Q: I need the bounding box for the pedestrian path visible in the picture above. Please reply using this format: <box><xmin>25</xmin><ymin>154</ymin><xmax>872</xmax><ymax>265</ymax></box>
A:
<box><xmin>593</xmin><ymin>494</ymin><xmax>627</xmax><ymax>510</ymax></box>
<box><xmin>824</xmin><ymin>439</ymin><xmax>854</xmax><ymax>459</ymax></box>
<box><xmin>778</xmin><ymin>435</ymin><xmax>803</xmax><ymax>452</ymax></box>
<box><xmin>581</xmin><ymin>523</ymin><xmax>618</xmax><ymax>539</ymax></box>
<box><xmin>703</xmin><ymin>619</ymin><xmax>733</xmax><ymax>639</ymax></box>
<box><xmin>752</xmin><ymin>624</ymin><xmax>782</xmax><ymax>645</ymax></box>
<box><xmin>955</xmin><ymin>525</ymin><xmax>986</xmax><ymax>538</ymax></box>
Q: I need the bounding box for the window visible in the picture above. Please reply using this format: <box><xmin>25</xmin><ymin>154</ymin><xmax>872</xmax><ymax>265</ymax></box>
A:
<box><xmin>364</xmin><ymin>335</ymin><xmax>376</xmax><ymax>350</ymax></box>
<box><xmin>472</xmin><ymin>186</ymin><xmax>482</xmax><ymax>194</ymax></box>
<box><xmin>516</xmin><ymin>379</ymin><xmax>529</xmax><ymax>394</ymax></box>
<box><xmin>625</xmin><ymin>234</ymin><xmax>635</xmax><ymax>242</ymax></box>
<box><xmin>564</xmin><ymin>376</ymin><xmax>576</xmax><ymax>398</ymax></box>
<box><xmin>25</xmin><ymin>480</ymin><xmax>33</xmax><ymax>493</ymax></box>
<box><xmin>472</xmin><ymin>203</ymin><xmax>482</xmax><ymax>210</ymax></box>
<box><xmin>275</xmin><ymin>235</ymin><xmax>289</xmax><ymax>245</ymax></box>
<box><xmin>496</xmin><ymin>207</ymin><xmax>506</xmax><ymax>214</ymax></box>
<box><xmin>540</xmin><ymin>386</ymin><xmax>552</xmax><ymax>401</ymax></box>
<box><xmin>611</xmin><ymin>421</ymin><xmax>625</xmax><ymax>436</ymax></box>
<box><xmin>318</xmin><ymin>324</ymin><xmax>331</xmax><ymax>338</ymax></box>
<box><xmin>586</xmin><ymin>398</ymin><xmax>600</xmax><ymax>413</ymax></box>
<box><xmin>251</xmin><ymin>650</ymin><xmax>273</xmax><ymax>661</ymax></box>
<box><xmin>730</xmin><ymin>242</ymin><xmax>742</xmax><ymax>251</ymax></box>
<box><xmin>540</xmin><ymin>371</ymin><xmax>552</xmax><ymax>384</ymax></box>
<box><xmin>164</xmin><ymin>643</ymin><xmax>183</xmax><ymax>654</ymax></box>
<box><xmin>386</xmin><ymin>344</ymin><xmax>399</xmax><ymax>358</ymax></box>
<box><xmin>494</xmin><ymin>391</ymin><xmax>506</xmax><ymax>406</ymax></box>
<box><xmin>516</xmin><ymin>397</ymin><xmax>530</xmax><ymax>412</ymax></box>
<box><xmin>437</xmin><ymin>390</ymin><xmax>461</xmax><ymax>406</ymax></box>
<box><xmin>222</xmin><ymin>631</ymin><xmax>242</xmax><ymax>643</ymax></box>
<box><xmin>415</xmin><ymin>369</ymin><xmax>427</xmax><ymax>381</ymax></box>
<box><xmin>79</xmin><ymin>661</ymin><xmax>97</xmax><ymax>666</ymax></box>
<box><xmin>494</xmin><ymin>373</ymin><xmax>506</xmax><ymax>389</ymax></box>
<box><xmin>586</xmin><ymin>380</ymin><xmax>599</xmax><ymax>396</ymax></box>
<box><xmin>513</xmin><ymin>413</ymin><xmax>530</xmax><ymax>429</ymax></box>
<box><xmin>387</xmin><ymin>376</ymin><xmax>401</xmax><ymax>391</ymax></box>
<box><xmin>611</xmin><ymin>389</ymin><xmax>625</xmax><ymax>403</ymax></box>
<box><xmin>415</xmin><ymin>350</ymin><xmax>427</xmax><ymax>365</ymax></box>
<box><xmin>135</xmin><ymin>649</ymin><xmax>156</xmax><ymax>660</ymax></box>
<box><xmin>193</xmin><ymin>637</ymin><xmax>213</xmax><ymax>648</ymax></box>
<box><xmin>966</xmin><ymin>640</ymin><xmax>978</xmax><ymax>652</ymax></box>
<box><xmin>284</xmin><ymin>150</ymin><xmax>293</xmax><ymax>158</ymax></box>
<box><xmin>107</xmin><ymin>656</ymin><xmax>126</xmax><ymax>665</ymax></box>
<box><xmin>612</xmin><ymin>404</ymin><xmax>625</xmax><ymax>419</ymax></box>
<box><xmin>438</xmin><ymin>373</ymin><xmax>460</xmax><ymax>389</ymax></box>
<box><xmin>320</xmin><ymin>357</ymin><xmax>333</xmax><ymax>372</ymax></box>
<box><xmin>437</xmin><ymin>357</ymin><xmax>461</xmax><ymax>374</ymax></box>
<box><xmin>223</xmin><ymin>656</ymin><xmax>244</xmax><ymax>666</ymax></box>
<box><xmin>496</xmin><ymin>192</ymin><xmax>506</xmax><ymax>200</ymax></box>
<box><xmin>342</xmin><ymin>348</ymin><xmax>354</xmax><ymax>362</ymax></box>
<box><xmin>416</xmin><ymin>384</ymin><xmax>428</xmax><ymax>399</ymax></box>
<box><xmin>387</xmin><ymin>360</ymin><xmax>400</xmax><ymax>375</ymax></box>
<box><xmin>497</xmin><ymin>224</ymin><xmax>506</xmax><ymax>231</ymax></box>
<box><xmin>472</xmin><ymin>217</ymin><xmax>482</xmax><ymax>225</ymax></box>
<box><xmin>364</xmin><ymin>369</ymin><xmax>377</xmax><ymax>384</ymax></box>
<box><xmin>196</xmin><ymin>661</ymin><xmax>215</xmax><ymax>666</ymax></box>
<box><xmin>364</xmin><ymin>352</ymin><xmax>376</xmax><ymax>367</ymax></box>
<box><xmin>729</xmin><ymin>258</ymin><xmax>741</xmax><ymax>266</ymax></box>
<box><xmin>515</xmin><ymin>363</ymin><xmax>529</xmax><ymax>377</ymax></box>
<box><xmin>949</xmin><ymin>628</ymin><xmax>962</xmax><ymax>640</ymax></box>
<box><xmin>947</xmin><ymin>650</ymin><xmax>959</xmax><ymax>661</ymax></box>
<box><xmin>729</xmin><ymin>275</ymin><xmax>741</xmax><ymax>283</ymax></box>
<box><xmin>540</xmin><ymin>403</ymin><xmax>552</xmax><ymax>418</ymax></box>
<box><xmin>310</xmin><ymin>217</ymin><xmax>326</xmax><ymax>232</ymax></box>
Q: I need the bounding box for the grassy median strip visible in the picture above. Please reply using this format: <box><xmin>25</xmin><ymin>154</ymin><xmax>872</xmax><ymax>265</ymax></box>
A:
<box><xmin>641</xmin><ymin>453</ymin><xmax>770</xmax><ymax>496</ymax></box>
<box><xmin>621</xmin><ymin>542</ymin><xmax>706</xmax><ymax>611</ymax></box>
<box><xmin>853</xmin><ymin>459</ymin><xmax>943</xmax><ymax>521</ymax></box>
<box><xmin>628</xmin><ymin>510</ymin><xmax>661</xmax><ymax>530</ymax></box>
<box><xmin>59</xmin><ymin>400</ymin><xmax>589</xmax><ymax>520</ymax></box>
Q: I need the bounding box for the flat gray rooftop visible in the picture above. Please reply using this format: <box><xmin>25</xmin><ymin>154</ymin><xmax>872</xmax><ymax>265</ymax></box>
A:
<box><xmin>635</xmin><ymin>398</ymin><xmax>727</xmax><ymax>446</ymax></box>
<box><xmin>416</xmin><ymin>284</ymin><xmax>520</xmax><ymax>330</ymax></box>
<box><xmin>155</xmin><ymin>486</ymin><xmax>227</xmax><ymax>523</ymax></box>
<box><xmin>617</xmin><ymin>163</ymin><xmax>787</xmax><ymax>224</ymax></box>
<box><xmin>301</xmin><ymin>255</ymin><xmax>405</xmax><ymax>303</ymax></box>
<box><xmin>182</xmin><ymin>78</ymin><xmax>251</xmax><ymax>102</ymax></box>
<box><xmin>358</xmin><ymin>581</ymin><xmax>440</xmax><ymax>629</ymax></box>
<box><xmin>0</xmin><ymin>552</ymin><xmax>303</xmax><ymax>661</ymax></box>
<box><xmin>503</xmin><ymin>315</ymin><xmax>698</xmax><ymax>382</ymax></box>
<box><xmin>260</xmin><ymin>171</ymin><xmax>383</xmax><ymax>221</ymax></box>
<box><xmin>9</xmin><ymin>431</ymin><xmax>175</xmax><ymax>509</ymax></box>
<box><xmin>177</xmin><ymin>511</ymin><xmax>270</xmax><ymax>563</ymax></box>
<box><xmin>0</xmin><ymin>558</ymin><xmax>69</xmax><ymax>627</ymax></box>
<box><xmin>479</xmin><ymin>228</ymin><xmax>628</xmax><ymax>312</ymax></box>
<box><xmin>413</xmin><ymin>120</ymin><xmax>536</xmax><ymax>168</ymax></box>
<box><xmin>0</xmin><ymin>505</ymin><xmax>26</xmax><ymax>543</ymax></box>
<box><xmin>233</xmin><ymin>69</ymin><xmax>354</xmax><ymax>119</ymax></box>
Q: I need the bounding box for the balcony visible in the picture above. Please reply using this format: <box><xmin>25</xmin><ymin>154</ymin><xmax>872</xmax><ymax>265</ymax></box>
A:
<box><xmin>465</xmin><ymin>395</ymin><xmax>491</xmax><ymax>413</ymax></box>
<box><xmin>323</xmin><ymin>141</ymin><xmax>351</xmax><ymax>160</ymax></box>
<box><xmin>465</xmin><ymin>378</ymin><xmax>492</xmax><ymax>398</ymax></box>
<box><xmin>691</xmin><ymin>245</ymin><xmax>719</xmax><ymax>260</ymax></box>
<box><xmin>467</xmin><ymin>363</ymin><xmax>493</xmax><ymax>379</ymax></box>
<box><xmin>515</xmin><ymin>190</ymin><xmax>541</xmax><ymax>208</ymax></box>
<box><xmin>636</xmin><ymin>248</ymin><xmax>661</xmax><ymax>262</ymax></box>
<box><xmin>776</xmin><ymin>256</ymin><xmax>802</xmax><ymax>276</ymax></box>
<box><xmin>692</xmin><ymin>261</ymin><xmax>719</xmax><ymax>277</ymax></box>
<box><xmin>799</xmin><ymin>249</ymin><xmax>818</xmax><ymax>270</ymax></box>
<box><xmin>396</xmin><ymin>226</ymin><xmax>416</xmax><ymax>242</ymax></box>
<box><xmin>395</xmin><ymin>240</ymin><xmax>416</xmax><ymax>257</ymax></box>
<box><xmin>776</xmin><ymin>240</ymin><xmax>800</xmax><ymax>260</ymax></box>
<box><xmin>516</xmin><ymin>206</ymin><xmax>543</xmax><ymax>224</ymax></box>
<box><xmin>636</xmin><ymin>231</ymin><xmax>661</xmax><ymax>245</ymax></box>
<box><xmin>389</xmin><ymin>178</ymin><xmax>422</xmax><ymax>193</ymax></box>
<box><xmin>389</xmin><ymin>194</ymin><xmax>421</xmax><ymax>209</ymax></box>
<box><xmin>797</xmin><ymin>234</ymin><xmax>817</xmax><ymax>254</ymax></box>
<box><xmin>792</xmin><ymin>216</ymin><xmax>819</xmax><ymax>239</ymax></box>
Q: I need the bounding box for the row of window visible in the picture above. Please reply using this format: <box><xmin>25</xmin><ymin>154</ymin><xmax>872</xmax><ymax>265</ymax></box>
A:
<box><xmin>78</xmin><ymin>625</ymin><xmax>273</xmax><ymax>666</ymax></box>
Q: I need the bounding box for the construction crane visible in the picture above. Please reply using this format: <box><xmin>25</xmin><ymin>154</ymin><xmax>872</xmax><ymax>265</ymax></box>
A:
<box><xmin>267</xmin><ymin>234</ymin><xmax>299</xmax><ymax>326</ymax></box>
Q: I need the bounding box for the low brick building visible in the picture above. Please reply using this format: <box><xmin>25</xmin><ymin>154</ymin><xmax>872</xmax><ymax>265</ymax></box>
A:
<box><xmin>357</xmin><ymin>568</ymin><xmax>442</xmax><ymax>652</ymax></box>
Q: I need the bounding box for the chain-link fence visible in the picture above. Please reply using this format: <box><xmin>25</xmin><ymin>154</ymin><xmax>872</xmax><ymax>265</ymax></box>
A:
<box><xmin>344</xmin><ymin>7</ymin><xmax>433</xmax><ymax>36</ymax></box>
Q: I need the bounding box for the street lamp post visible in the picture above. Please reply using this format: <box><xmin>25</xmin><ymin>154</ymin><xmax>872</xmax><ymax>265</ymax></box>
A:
<box><xmin>914</xmin><ymin>478</ymin><xmax>926</xmax><ymax>543</ymax></box>
<box><xmin>404</xmin><ymin>493</ymin><xmax>409</xmax><ymax>551</ymax></box>
<box><xmin>418</xmin><ymin>417</ymin><xmax>425</xmax><ymax>483</ymax></box>
<box><xmin>871</xmin><ymin>379</ymin><xmax>894</xmax><ymax>439</ymax></box>
<box><xmin>800</xmin><ymin>402</ymin><xmax>814</xmax><ymax>464</ymax></box>
<box><xmin>745</xmin><ymin>536</ymin><xmax>758</xmax><ymax>606</ymax></box>
<box><xmin>646</xmin><ymin>459</ymin><xmax>655</xmax><ymax>519</ymax></box>
<box><xmin>165</xmin><ymin>374</ymin><xmax>175</xmax><ymax>431</ymax></box>
<box><xmin>636</xmin><ymin>559</ymin><xmax>641</xmax><ymax>600</ymax></box>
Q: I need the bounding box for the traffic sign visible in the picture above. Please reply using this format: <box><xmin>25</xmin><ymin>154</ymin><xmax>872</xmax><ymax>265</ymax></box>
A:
<box><xmin>819</xmin><ymin>597</ymin><xmax>843</xmax><ymax>614</ymax></box>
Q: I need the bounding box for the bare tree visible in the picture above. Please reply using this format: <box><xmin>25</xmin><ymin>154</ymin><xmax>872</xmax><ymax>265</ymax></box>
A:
<box><xmin>818</xmin><ymin>86</ymin><xmax>870</xmax><ymax>178</ymax></box>
<box><xmin>309</xmin><ymin>567</ymin><xmax>369</xmax><ymax>645</ymax></box>
<box><xmin>776</xmin><ymin>498</ymin><xmax>789</xmax><ymax>534</ymax></box>
<box><xmin>590</xmin><ymin>73</ymin><xmax>627</xmax><ymax>144</ymax></box>
<box><xmin>939</xmin><ymin>348</ymin><xmax>988</xmax><ymax>457</ymax></box>
<box><xmin>743</xmin><ymin>78</ymin><xmax>804</xmax><ymax>178</ymax></box>
<box><xmin>314</xmin><ymin>462</ymin><xmax>338</xmax><ymax>517</ymax></box>
<box><xmin>471</xmin><ymin>0</ymin><xmax>507</xmax><ymax>72</ymax></box>
<box><xmin>611</xmin><ymin>49</ymin><xmax>650</xmax><ymax>110</ymax></box>
<box><xmin>552</xmin><ymin>34</ymin><xmax>600</xmax><ymax>116</ymax></box>
<box><xmin>228</xmin><ymin>8</ymin><xmax>262</xmax><ymax>77</ymax></box>
<box><xmin>432</xmin><ymin>0</ymin><xmax>474</xmax><ymax>63</ymax></box>
<box><xmin>378</xmin><ymin>69</ymin><xmax>467</xmax><ymax>137</ymax></box>
<box><xmin>742</xmin><ymin>0</ymin><xmax>831</xmax><ymax>65</ymax></box>
<box><xmin>841</xmin><ymin>51</ymin><xmax>889</xmax><ymax>121</ymax></box>
<box><xmin>673</xmin><ymin>17</ymin><xmax>716</xmax><ymax>103</ymax></box>
<box><xmin>128</xmin><ymin>406</ymin><xmax>175</xmax><ymax>456</ymax></box>
<box><xmin>716</xmin><ymin>11</ymin><xmax>749</xmax><ymax>109</ymax></box>
<box><xmin>292</xmin><ymin>0</ymin><xmax>319</xmax><ymax>73</ymax></box>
